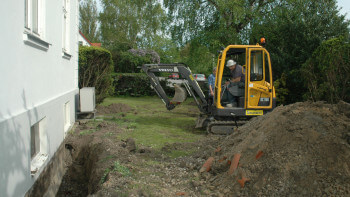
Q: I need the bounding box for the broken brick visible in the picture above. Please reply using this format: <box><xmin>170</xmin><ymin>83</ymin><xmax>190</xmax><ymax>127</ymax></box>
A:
<box><xmin>218</xmin><ymin>156</ymin><xmax>227</xmax><ymax>162</ymax></box>
<box><xmin>215</xmin><ymin>147</ymin><xmax>222</xmax><ymax>153</ymax></box>
<box><xmin>228</xmin><ymin>154</ymin><xmax>241</xmax><ymax>175</ymax></box>
<box><xmin>256</xmin><ymin>151</ymin><xmax>264</xmax><ymax>160</ymax></box>
<box><xmin>237</xmin><ymin>176</ymin><xmax>250</xmax><ymax>188</ymax></box>
<box><xmin>200</xmin><ymin>157</ymin><xmax>214</xmax><ymax>172</ymax></box>
<box><xmin>176</xmin><ymin>192</ymin><xmax>186</xmax><ymax>196</ymax></box>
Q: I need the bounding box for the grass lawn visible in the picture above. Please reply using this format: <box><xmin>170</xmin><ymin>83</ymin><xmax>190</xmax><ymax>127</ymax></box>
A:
<box><xmin>99</xmin><ymin>96</ymin><xmax>205</xmax><ymax>150</ymax></box>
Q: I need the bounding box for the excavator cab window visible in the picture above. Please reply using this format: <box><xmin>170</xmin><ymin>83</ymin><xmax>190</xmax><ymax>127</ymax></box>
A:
<box><xmin>250</xmin><ymin>51</ymin><xmax>263</xmax><ymax>81</ymax></box>
<box><xmin>249</xmin><ymin>50</ymin><xmax>271</xmax><ymax>84</ymax></box>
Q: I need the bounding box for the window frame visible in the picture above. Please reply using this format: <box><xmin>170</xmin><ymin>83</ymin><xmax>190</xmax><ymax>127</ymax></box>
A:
<box><xmin>249</xmin><ymin>50</ymin><xmax>264</xmax><ymax>82</ymax></box>
<box><xmin>24</xmin><ymin>0</ymin><xmax>50</xmax><ymax>50</ymax></box>
<box><xmin>64</xmin><ymin>101</ymin><xmax>71</xmax><ymax>132</ymax></box>
<box><xmin>62</xmin><ymin>0</ymin><xmax>72</xmax><ymax>59</ymax></box>
<box><xmin>30</xmin><ymin>123</ymin><xmax>40</xmax><ymax>159</ymax></box>
<box><xmin>24</xmin><ymin>0</ymin><xmax>41</xmax><ymax>36</ymax></box>
<box><xmin>30</xmin><ymin>117</ymin><xmax>48</xmax><ymax>176</ymax></box>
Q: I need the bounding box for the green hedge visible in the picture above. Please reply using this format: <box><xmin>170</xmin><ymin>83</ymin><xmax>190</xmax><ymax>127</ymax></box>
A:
<box><xmin>112</xmin><ymin>73</ymin><xmax>174</xmax><ymax>97</ymax></box>
<box><xmin>112</xmin><ymin>73</ymin><xmax>209</xmax><ymax>100</ymax></box>
<box><xmin>114</xmin><ymin>51</ymin><xmax>152</xmax><ymax>73</ymax></box>
<box><xmin>79</xmin><ymin>46</ymin><xmax>114</xmax><ymax>103</ymax></box>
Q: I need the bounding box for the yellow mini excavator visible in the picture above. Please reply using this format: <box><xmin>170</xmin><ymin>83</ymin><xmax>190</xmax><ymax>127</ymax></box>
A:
<box><xmin>142</xmin><ymin>41</ymin><xmax>276</xmax><ymax>134</ymax></box>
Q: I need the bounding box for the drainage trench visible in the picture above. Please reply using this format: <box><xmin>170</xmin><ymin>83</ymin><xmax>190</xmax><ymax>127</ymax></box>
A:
<box><xmin>27</xmin><ymin>140</ymin><xmax>103</xmax><ymax>197</ymax></box>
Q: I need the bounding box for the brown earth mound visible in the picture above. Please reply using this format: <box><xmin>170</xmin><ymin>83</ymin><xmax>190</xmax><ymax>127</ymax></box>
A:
<box><xmin>201</xmin><ymin>101</ymin><xmax>350</xmax><ymax>196</ymax></box>
<box><xmin>96</xmin><ymin>103</ymin><xmax>132</xmax><ymax>115</ymax></box>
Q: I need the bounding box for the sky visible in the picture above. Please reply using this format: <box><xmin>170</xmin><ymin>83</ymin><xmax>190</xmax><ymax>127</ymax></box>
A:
<box><xmin>337</xmin><ymin>0</ymin><xmax>350</xmax><ymax>19</ymax></box>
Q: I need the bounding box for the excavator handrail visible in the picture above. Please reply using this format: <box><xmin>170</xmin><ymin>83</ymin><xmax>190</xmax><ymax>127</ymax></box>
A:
<box><xmin>142</xmin><ymin>63</ymin><xmax>208</xmax><ymax>113</ymax></box>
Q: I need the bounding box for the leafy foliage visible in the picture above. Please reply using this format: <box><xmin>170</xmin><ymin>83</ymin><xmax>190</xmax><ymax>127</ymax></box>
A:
<box><xmin>114</xmin><ymin>49</ymin><xmax>160</xmax><ymax>73</ymax></box>
<box><xmin>98</xmin><ymin>0</ymin><xmax>167</xmax><ymax>73</ymax></box>
<box><xmin>164</xmin><ymin>0</ymin><xmax>275</xmax><ymax>47</ymax></box>
<box><xmin>302</xmin><ymin>37</ymin><xmax>350</xmax><ymax>103</ymax></box>
<box><xmin>79</xmin><ymin>0</ymin><xmax>100</xmax><ymax>42</ymax></box>
<box><xmin>99</xmin><ymin>0</ymin><xmax>165</xmax><ymax>49</ymax></box>
<box><xmin>79</xmin><ymin>46</ymin><xmax>114</xmax><ymax>103</ymax></box>
<box><xmin>250</xmin><ymin>0</ymin><xmax>349</xmax><ymax>103</ymax></box>
<box><xmin>112</xmin><ymin>73</ymin><xmax>173</xmax><ymax>97</ymax></box>
<box><xmin>179</xmin><ymin>42</ymin><xmax>216</xmax><ymax>75</ymax></box>
<box><xmin>273</xmin><ymin>73</ymin><xmax>289</xmax><ymax>104</ymax></box>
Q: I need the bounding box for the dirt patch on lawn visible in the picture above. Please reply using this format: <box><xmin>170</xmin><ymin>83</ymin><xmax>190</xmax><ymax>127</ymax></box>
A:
<box><xmin>96</xmin><ymin>103</ymin><xmax>132</xmax><ymax>115</ymax></box>
<box><xmin>49</xmin><ymin>101</ymin><xmax>349</xmax><ymax>196</ymax></box>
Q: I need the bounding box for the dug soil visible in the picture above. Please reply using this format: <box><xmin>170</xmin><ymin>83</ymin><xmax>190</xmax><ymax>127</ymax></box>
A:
<box><xmin>56</xmin><ymin>101</ymin><xmax>350</xmax><ymax>196</ymax></box>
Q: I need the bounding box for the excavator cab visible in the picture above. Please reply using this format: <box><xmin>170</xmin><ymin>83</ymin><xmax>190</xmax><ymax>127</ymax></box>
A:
<box><xmin>212</xmin><ymin>45</ymin><xmax>276</xmax><ymax>118</ymax></box>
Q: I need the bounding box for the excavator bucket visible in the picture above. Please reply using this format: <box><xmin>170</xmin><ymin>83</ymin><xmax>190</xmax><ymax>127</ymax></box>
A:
<box><xmin>170</xmin><ymin>84</ymin><xmax>187</xmax><ymax>104</ymax></box>
<box><xmin>195</xmin><ymin>114</ymin><xmax>207</xmax><ymax>128</ymax></box>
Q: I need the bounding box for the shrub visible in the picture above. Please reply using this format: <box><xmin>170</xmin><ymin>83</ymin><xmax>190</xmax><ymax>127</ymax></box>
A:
<box><xmin>114</xmin><ymin>49</ymin><xmax>160</xmax><ymax>73</ymax></box>
<box><xmin>302</xmin><ymin>37</ymin><xmax>350</xmax><ymax>103</ymax></box>
<box><xmin>79</xmin><ymin>46</ymin><xmax>114</xmax><ymax>103</ymax></box>
<box><xmin>273</xmin><ymin>73</ymin><xmax>289</xmax><ymax>105</ymax></box>
<box><xmin>112</xmin><ymin>73</ymin><xmax>174</xmax><ymax>97</ymax></box>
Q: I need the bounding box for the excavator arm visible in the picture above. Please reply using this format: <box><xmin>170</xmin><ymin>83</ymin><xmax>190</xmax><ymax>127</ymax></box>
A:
<box><xmin>142</xmin><ymin>64</ymin><xmax>208</xmax><ymax>113</ymax></box>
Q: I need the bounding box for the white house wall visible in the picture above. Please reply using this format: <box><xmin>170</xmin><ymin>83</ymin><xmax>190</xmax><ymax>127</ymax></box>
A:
<box><xmin>0</xmin><ymin>0</ymin><xmax>79</xmax><ymax>196</ymax></box>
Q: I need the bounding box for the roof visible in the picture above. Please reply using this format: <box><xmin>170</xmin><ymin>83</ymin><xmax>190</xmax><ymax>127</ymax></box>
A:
<box><xmin>91</xmin><ymin>43</ymin><xmax>101</xmax><ymax>47</ymax></box>
<box><xmin>78</xmin><ymin>31</ymin><xmax>102</xmax><ymax>47</ymax></box>
<box><xmin>79</xmin><ymin>30</ymin><xmax>92</xmax><ymax>46</ymax></box>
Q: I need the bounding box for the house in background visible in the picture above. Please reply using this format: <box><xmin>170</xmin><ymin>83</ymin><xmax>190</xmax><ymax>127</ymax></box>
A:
<box><xmin>0</xmin><ymin>0</ymin><xmax>79</xmax><ymax>196</ymax></box>
<box><xmin>79</xmin><ymin>30</ymin><xmax>102</xmax><ymax>47</ymax></box>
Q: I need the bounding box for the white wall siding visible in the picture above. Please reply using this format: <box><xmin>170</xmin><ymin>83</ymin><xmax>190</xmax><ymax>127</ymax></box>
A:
<box><xmin>0</xmin><ymin>0</ymin><xmax>78</xmax><ymax>196</ymax></box>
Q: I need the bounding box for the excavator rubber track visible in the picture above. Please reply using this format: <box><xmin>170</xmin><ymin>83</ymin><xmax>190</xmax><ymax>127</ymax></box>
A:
<box><xmin>207</xmin><ymin>120</ymin><xmax>248</xmax><ymax>135</ymax></box>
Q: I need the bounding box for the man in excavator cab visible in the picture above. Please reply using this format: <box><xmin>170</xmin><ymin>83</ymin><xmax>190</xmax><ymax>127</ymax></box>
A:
<box><xmin>221</xmin><ymin>60</ymin><xmax>245</xmax><ymax>107</ymax></box>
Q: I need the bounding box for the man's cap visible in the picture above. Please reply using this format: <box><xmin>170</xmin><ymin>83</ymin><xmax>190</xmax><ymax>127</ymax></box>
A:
<box><xmin>226</xmin><ymin>60</ymin><xmax>236</xmax><ymax>67</ymax></box>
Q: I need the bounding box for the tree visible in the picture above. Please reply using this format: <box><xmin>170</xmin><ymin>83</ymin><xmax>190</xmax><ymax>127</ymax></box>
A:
<box><xmin>99</xmin><ymin>0</ymin><xmax>166</xmax><ymax>50</ymax></box>
<box><xmin>116</xmin><ymin>49</ymin><xmax>160</xmax><ymax>73</ymax></box>
<box><xmin>249</xmin><ymin>0</ymin><xmax>349</xmax><ymax>104</ymax></box>
<box><xmin>302</xmin><ymin>37</ymin><xmax>350</xmax><ymax>103</ymax></box>
<box><xmin>164</xmin><ymin>0</ymin><xmax>275</xmax><ymax>48</ymax></box>
<box><xmin>80</xmin><ymin>0</ymin><xmax>100</xmax><ymax>42</ymax></box>
<box><xmin>178</xmin><ymin>41</ymin><xmax>216</xmax><ymax>74</ymax></box>
<box><xmin>147</xmin><ymin>36</ymin><xmax>182</xmax><ymax>64</ymax></box>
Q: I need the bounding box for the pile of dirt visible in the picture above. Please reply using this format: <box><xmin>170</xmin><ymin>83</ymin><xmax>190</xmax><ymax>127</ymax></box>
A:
<box><xmin>96</xmin><ymin>103</ymin><xmax>132</xmax><ymax>115</ymax></box>
<box><xmin>200</xmin><ymin>101</ymin><xmax>350</xmax><ymax>196</ymax></box>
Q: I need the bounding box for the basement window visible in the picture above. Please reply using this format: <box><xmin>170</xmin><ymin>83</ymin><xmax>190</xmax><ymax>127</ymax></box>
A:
<box><xmin>30</xmin><ymin>117</ymin><xmax>48</xmax><ymax>176</ymax></box>
<box><xmin>64</xmin><ymin>101</ymin><xmax>71</xmax><ymax>132</ymax></box>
